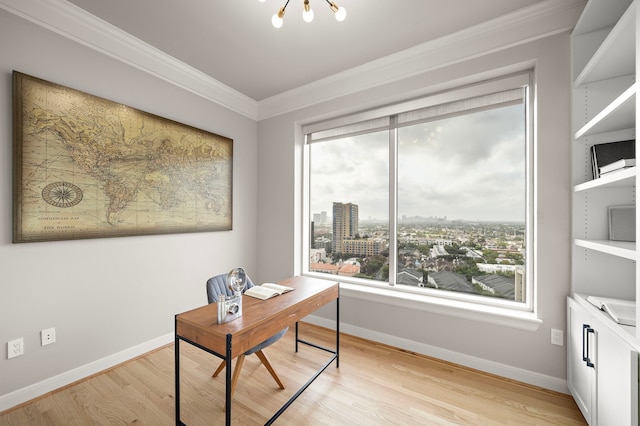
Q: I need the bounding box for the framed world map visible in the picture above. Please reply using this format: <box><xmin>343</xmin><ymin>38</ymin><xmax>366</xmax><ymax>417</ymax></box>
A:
<box><xmin>12</xmin><ymin>71</ymin><xmax>233</xmax><ymax>243</ymax></box>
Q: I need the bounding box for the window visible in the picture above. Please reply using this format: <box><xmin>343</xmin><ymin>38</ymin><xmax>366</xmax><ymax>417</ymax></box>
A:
<box><xmin>304</xmin><ymin>72</ymin><xmax>533</xmax><ymax>310</ymax></box>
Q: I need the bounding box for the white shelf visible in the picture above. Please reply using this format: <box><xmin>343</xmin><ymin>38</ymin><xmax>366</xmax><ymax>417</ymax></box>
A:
<box><xmin>573</xmin><ymin>0</ymin><xmax>634</xmax><ymax>36</ymax></box>
<box><xmin>574</xmin><ymin>238</ymin><xmax>636</xmax><ymax>260</ymax></box>
<box><xmin>574</xmin><ymin>83</ymin><xmax>636</xmax><ymax>139</ymax></box>
<box><xmin>574</xmin><ymin>166</ymin><xmax>636</xmax><ymax>192</ymax></box>
<box><xmin>574</xmin><ymin>1</ymin><xmax>636</xmax><ymax>86</ymax></box>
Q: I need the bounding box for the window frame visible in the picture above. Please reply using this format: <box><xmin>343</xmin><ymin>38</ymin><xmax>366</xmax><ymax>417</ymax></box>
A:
<box><xmin>300</xmin><ymin>71</ymin><xmax>540</xmax><ymax>329</ymax></box>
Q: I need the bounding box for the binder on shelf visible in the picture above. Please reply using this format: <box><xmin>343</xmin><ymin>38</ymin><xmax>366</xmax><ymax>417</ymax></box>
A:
<box><xmin>590</xmin><ymin>139</ymin><xmax>635</xmax><ymax>179</ymax></box>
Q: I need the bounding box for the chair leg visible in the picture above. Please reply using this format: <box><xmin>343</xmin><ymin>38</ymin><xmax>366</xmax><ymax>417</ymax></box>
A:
<box><xmin>255</xmin><ymin>350</ymin><xmax>285</xmax><ymax>389</ymax></box>
<box><xmin>212</xmin><ymin>359</ymin><xmax>226</xmax><ymax>378</ymax></box>
<box><xmin>213</xmin><ymin>355</ymin><xmax>246</xmax><ymax>398</ymax></box>
<box><xmin>230</xmin><ymin>355</ymin><xmax>245</xmax><ymax>397</ymax></box>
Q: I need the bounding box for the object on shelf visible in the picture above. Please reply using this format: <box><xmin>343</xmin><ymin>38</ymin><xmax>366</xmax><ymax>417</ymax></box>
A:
<box><xmin>586</xmin><ymin>295</ymin><xmax>636</xmax><ymax>326</ymax></box>
<box><xmin>608</xmin><ymin>205</ymin><xmax>635</xmax><ymax>242</ymax></box>
<box><xmin>600</xmin><ymin>158</ymin><xmax>636</xmax><ymax>175</ymax></box>
<box><xmin>590</xmin><ymin>139</ymin><xmax>635</xmax><ymax>179</ymax></box>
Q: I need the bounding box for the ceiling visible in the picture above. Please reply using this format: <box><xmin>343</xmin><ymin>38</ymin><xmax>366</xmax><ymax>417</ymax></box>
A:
<box><xmin>65</xmin><ymin>0</ymin><xmax>546</xmax><ymax>102</ymax></box>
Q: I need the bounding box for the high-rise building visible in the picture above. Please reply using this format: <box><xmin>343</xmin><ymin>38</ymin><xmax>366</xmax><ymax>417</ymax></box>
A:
<box><xmin>332</xmin><ymin>202</ymin><xmax>358</xmax><ymax>253</ymax></box>
<box><xmin>312</xmin><ymin>211</ymin><xmax>328</xmax><ymax>225</ymax></box>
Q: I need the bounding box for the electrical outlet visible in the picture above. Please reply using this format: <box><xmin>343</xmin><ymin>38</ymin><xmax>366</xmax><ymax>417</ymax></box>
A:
<box><xmin>41</xmin><ymin>327</ymin><xmax>56</xmax><ymax>346</ymax></box>
<box><xmin>7</xmin><ymin>338</ymin><xmax>24</xmax><ymax>359</ymax></box>
<box><xmin>551</xmin><ymin>328</ymin><xmax>563</xmax><ymax>346</ymax></box>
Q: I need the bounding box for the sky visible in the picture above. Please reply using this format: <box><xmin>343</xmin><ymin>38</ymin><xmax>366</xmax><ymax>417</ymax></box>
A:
<box><xmin>309</xmin><ymin>103</ymin><xmax>526</xmax><ymax>223</ymax></box>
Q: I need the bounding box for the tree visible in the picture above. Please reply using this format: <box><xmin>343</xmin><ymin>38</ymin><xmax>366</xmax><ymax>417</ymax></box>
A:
<box><xmin>483</xmin><ymin>249</ymin><xmax>499</xmax><ymax>264</ymax></box>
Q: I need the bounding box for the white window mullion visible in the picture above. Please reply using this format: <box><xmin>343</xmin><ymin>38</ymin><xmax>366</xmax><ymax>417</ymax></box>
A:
<box><xmin>389</xmin><ymin>117</ymin><xmax>399</xmax><ymax>286</ymax></box>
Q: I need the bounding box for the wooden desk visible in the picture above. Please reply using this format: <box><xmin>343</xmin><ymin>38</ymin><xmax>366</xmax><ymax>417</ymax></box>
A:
<box><xmin>175</xmin><ymin>276</ymin><xmax>340</xmax><ymax>425</ymax></box>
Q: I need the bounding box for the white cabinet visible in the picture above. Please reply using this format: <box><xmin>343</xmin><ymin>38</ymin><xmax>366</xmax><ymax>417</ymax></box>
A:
<box><xmin>567</xmin><ymin>297</ymin><xmax>638</xmax><ymax>426</ymax></box>
<box><xmin>569</xmin><ymin>1</ymin><xmax>640</xmax><ymax>423</ymax></box>
<box><xmin>567</xmin><ymin>298</ymin><xmax>595</xmax><ymax>422</ymax></box>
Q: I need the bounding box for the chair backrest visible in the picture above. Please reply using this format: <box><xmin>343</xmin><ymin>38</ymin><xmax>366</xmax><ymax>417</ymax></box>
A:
<box><xmin>206</xmin><ymin>272</ymin><xmax>255</xmax><ymax>303</ymax></box>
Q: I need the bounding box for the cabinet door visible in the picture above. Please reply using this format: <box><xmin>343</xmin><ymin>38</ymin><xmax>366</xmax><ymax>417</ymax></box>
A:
<box><xmin>567</xmin><ymin>298</ymin><xmax>595</xmax><ymax>424</ymax></box>
<box><xmin>595</xmin><ymin>320</ymin><xmax>638</xmax><ymax>426</ymax></box>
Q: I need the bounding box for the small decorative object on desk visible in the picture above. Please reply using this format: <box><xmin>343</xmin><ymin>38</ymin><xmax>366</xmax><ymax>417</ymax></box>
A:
<box><xmin>245</xmin><ymin>283</ymin><xmax>294</xmax><ymax>300</ymax></box>
<box><xmin>217</xmin><ymin>267</ymin><xmax>247</xmax><ymax>324</ymax></box>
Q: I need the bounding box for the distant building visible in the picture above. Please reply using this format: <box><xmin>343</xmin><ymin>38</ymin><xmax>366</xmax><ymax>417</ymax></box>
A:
<box><xmin>514</xmin><ymin>265</ymin><xmax>525</xmax><ymax>302</ymax></box>
<box><xmin>310</xmin><ymin>262</ymin><xmax>339</xmax><ymax>274</ymax></box>
<box><xmin>430</xmin><ymin>245</ymin><xmax>449</xmax><ymax>258</ymax></box>
<box><xmin>397</xmin><ymin>267</ymin><xmax>423</xmax><ymax>286</ymax></box>
<box><xmin>310</xmin><ymin>248</ymin><xmax>327</xmax><ymax>263</ymax></box>
<box><xmin>460</xmin><ymin>247</ymin><xmax>484</xmax><ymax>259</ymax></box>
<box><xmin>332</xmin><ymin>202</ymin><xmax>358</xmax><ymax>253</ymax></box>
<box><xmin>477</xmin><ymin>263</ymin><xmax>517</xmax><ymax>273</ymax></box>
<box><xmin>313</xmin><ymin>211</ymin><xmax>328</xmax><ymax>225</ymax></box>
<box><xmin>338</xmin><ymin>263</ymin><xmax>360</xmax><ymax>277</ymax></box>
<box><xmin>340</xmin><ymin>238</ymin><xmax>385</xmax><ymax>256</ymax></box>
<box><xmin>309</xmin><ymin>260</ymin><xmax>361</xmax><ymax>277</ymax></box>
<box><xmin>472</xmin><ymin>274</ymin><xmax>515</xmax><ymax>299</ymax></box>
<box><xmin>427</xmin><ymin>271</ymin><xmax>477</xmax><ymax>294</ymax></box>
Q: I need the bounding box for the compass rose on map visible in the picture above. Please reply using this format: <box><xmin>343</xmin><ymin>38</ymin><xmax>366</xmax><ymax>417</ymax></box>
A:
<box><xmin>41</xmin><ymin>182</ymin><xmax>83</xmax><ymax>208</ymax></box>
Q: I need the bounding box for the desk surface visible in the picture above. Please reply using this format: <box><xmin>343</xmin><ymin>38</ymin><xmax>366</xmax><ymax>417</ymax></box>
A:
<box><xmin>176</xmin><ymin>276</ymin><xmax>339</xmax><ymax>357</ymax></box>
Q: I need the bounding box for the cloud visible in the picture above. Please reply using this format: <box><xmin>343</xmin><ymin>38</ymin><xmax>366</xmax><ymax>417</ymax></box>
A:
<box><xmin>310</xmin><ymin>103</ymin><xmax>526</xmax><ymax>222</ymax></box>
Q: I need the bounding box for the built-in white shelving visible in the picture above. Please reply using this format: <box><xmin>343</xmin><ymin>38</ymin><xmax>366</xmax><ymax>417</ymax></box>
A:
<box><xmin>569</xmin><ymin>1</ymin><xmax>639</xmax><ymax>423</ymax></box>
<box><xmin>571</xmin><ymin>0</ymin><xmax>637</xmax><ymax>306</ymax></box>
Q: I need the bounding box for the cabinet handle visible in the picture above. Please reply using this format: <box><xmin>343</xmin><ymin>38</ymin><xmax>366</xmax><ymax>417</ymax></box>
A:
<box><xmin>583</xmin><ymin>324</ymin><xmax>595</xmax><ymax>368</ymax></box>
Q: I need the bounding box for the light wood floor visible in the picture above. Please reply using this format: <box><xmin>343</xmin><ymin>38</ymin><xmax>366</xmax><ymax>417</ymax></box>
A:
<box><xmin>0</xmin><ymin>323</ymin><xmax>586</xmax><ymax>425</ymax></box>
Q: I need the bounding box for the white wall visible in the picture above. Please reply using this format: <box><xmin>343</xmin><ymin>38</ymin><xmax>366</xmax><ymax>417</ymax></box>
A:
<box><xmin>256</xmin><ymin>32</ymin><xmax>573</xmax><ymax>391</ymax></box>
<box><xmin>0</xmin><ymin>8</ymin><xmax>258</xmax><ymax>407</ymax></box>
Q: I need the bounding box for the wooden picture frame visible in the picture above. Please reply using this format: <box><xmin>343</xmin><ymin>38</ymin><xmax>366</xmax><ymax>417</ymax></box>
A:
<box><xmin>13</xmin><ymin>71</ymin><xmax>233</xmax><ymax>243</ymax></box>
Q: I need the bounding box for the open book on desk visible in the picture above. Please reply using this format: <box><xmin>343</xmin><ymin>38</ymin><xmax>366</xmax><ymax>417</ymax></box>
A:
<box><xmin>586</xmin><ymin>295</ymin><xmax>636</xmax><ymax>326</ymax></box>
<box><xmin>244</xmin><ymin>283</ymin><xmax>295</xmax><ymax>300</ymax></box>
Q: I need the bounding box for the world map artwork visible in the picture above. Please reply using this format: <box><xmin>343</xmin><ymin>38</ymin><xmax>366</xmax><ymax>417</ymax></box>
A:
<box><xmin>13</xmin><ymin>72</ymin><xmax>233</xmax><ymax>243</ymax></box>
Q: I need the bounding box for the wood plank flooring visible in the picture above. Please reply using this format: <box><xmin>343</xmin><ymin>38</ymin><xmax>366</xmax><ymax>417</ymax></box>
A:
<box><xmin>0</xmin><ymin>323</ymin><xmax>586</xmax><ymax>425</ymax></box>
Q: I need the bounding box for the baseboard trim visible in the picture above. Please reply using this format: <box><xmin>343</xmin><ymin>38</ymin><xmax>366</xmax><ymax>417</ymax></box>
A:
<box><xmin>0</xmin><ymin>333</ymin><xmax>174</xmax><ymax>413</ymax></box>
<box><xmin>1</xmin><ymin>317</ymin><xmax>569</xmax><ymax>413</ymax></box>
<box><xmin>303</xmin><ymin>314</ymin><xmax>569</xmax><ymax>395</ymax></box>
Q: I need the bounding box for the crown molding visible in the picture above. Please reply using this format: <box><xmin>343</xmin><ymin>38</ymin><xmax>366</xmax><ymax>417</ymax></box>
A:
<box><xmin>0</xmin><ymin>0</ymin><xmax>585</xmax><ymax>122</ymax></box>
<box><xmin>0</xmin><ymin>0</ymin><xmax>259</xmax><ymax>120</ymax></box>
<box><xmin>257</xmin><ymin>0</ymin><xmax>586</xmax><ymax>120</ymax></box>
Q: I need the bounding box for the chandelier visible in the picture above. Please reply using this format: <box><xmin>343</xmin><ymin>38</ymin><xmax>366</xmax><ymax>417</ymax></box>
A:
<box><xmin>259</xmin><ymin>0</ymin><xmax>347</xmax><ymax>28</ymax></box>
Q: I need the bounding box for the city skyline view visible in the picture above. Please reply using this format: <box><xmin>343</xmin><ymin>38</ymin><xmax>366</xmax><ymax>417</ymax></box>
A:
<box><xmin>309</xmin><ymin>103</ymin><xmax>526</xmax><ymax>223</ymax></box>
<box><xmin>309</xmin><ymin>99</ymin><xmax>528</xmax><ymax>302</ymax></box>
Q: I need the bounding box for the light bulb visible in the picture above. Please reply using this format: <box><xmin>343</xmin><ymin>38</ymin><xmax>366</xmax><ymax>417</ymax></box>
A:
<box><xmin>272</xmin><ymin>14</ymin><xmax>284</xmax><ymax>27</ymax></box>
<box><xmin>303</xmin><ymin>8</ymin><xmax>314</xmax><ymax>22</ymax></box>
<box><xmin>335</xmin><ymin>6</ymin><xmax>346</xmax><ymax>21</ymax></box>
<box><xmin>272</xmin><ymin>7</ymin><xmax>285</xmax><ymax>28</ymax></box>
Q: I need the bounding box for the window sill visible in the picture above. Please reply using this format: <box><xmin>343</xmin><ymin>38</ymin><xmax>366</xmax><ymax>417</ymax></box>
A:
<box><xmin>335</xmin><ymin>281</ymin><xmax>542</xmax><ymax>332</ymax></box>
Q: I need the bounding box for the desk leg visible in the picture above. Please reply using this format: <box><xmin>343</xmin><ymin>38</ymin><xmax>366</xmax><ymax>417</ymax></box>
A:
<box><xmin>174</xmin><ymin>316</ymin><xmax>181</xmax><ymax>426</ymax></box>
<box><xmin>225</xmin><ymin>333</ymin><xmax>232</xmax><ymax>426</ymax></box>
